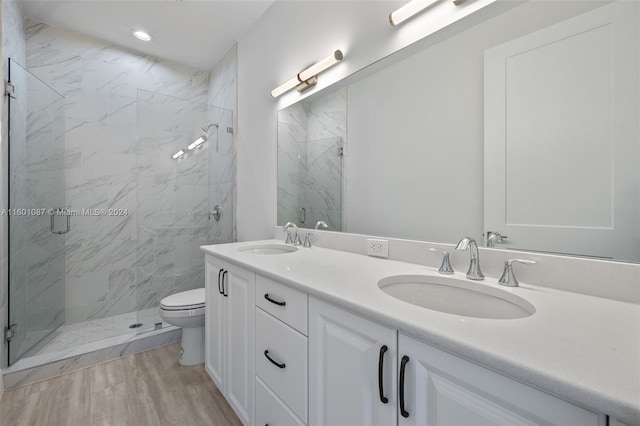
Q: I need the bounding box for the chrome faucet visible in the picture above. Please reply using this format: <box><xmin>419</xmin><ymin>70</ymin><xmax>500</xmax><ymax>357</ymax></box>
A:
<box><xmin>315</xmin><ymin>220</ymin><xmax>329</xmax><ymax>230</ymax></box>
<box><xmin>303</xmin><ymin>233</ymin><xmax>313</xmax><ymax>248</ymax></box>
<box><xmin>499</xmin><ymin>259</ymin><xmax>536</xmax><ymax>287</ymax></box>
<box><xmin>486</xmin><ymin>231</ymin><xmax>508</xmax><ymax>248</ymax></box>
<box><xmin>283</xmin><ymin>222</ymin><xmax>298</xmax><ymax>244</ymax></box>
<box><xmin>428</xmin><ymin>248</ymin><xmax>454</xmax><ymax>275</ymax></box>
<box><xmin>455</xmin><ymin>237</ymin><xmax>484</xmax><ymax>280</ymax></box>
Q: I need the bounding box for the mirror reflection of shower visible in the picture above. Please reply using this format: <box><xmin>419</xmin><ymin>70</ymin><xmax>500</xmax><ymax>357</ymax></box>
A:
<box><xmin>172</xmin><ymin>123</ymin><xmax>219</xmax><ymax>159</ymax></box>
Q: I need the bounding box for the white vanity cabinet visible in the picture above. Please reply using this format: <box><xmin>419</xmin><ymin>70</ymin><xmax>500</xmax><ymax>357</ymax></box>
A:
<box><xmin>204</xmin><ymin>255</ymin><xmax>255</xmax><ymax>425</ymax></box>
<box><xmin>397</xmin><ymin>333</ymin><xmax>603</xmax><ymax>426</ymax></box>
<box><xmin>309</xmin><ymin>297</ymin><xmax>603</xmax><ymax>426</ymax></box>
<box><xmin>309</xmin><ymin>297</ymin><xmax>398</xmax><ymax>426</ymax></box>
<box><xmin>254</xmin><ymin>275</ymin><xmax>309</xmax><ymax>425</ymax></box>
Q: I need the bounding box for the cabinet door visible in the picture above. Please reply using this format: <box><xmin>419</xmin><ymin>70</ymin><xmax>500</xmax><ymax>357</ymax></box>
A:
<box><xmin>225</xmin><ymin>263</ymin><xmax>255</xmax><ymax>425</ymax></box>
<box><xmin>205</xmin><ymin>255</ymin><xmax>226</xmax><ymax>390</ymax></box>
<box><xmin>309</xmin><ymin>298</ymin><xmax>397</xmax><ymax>426</ymax></box>
<box><xmin>398</xmin><ymin>333</ymin><xmax>603</xmax><ymax>426</ymax></box>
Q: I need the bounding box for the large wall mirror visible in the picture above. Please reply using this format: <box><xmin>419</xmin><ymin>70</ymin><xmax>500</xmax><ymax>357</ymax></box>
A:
<box><xmin>277</xmin><ymin>0</ymin><xmax>640</xmax><ymax>263</ymax></box>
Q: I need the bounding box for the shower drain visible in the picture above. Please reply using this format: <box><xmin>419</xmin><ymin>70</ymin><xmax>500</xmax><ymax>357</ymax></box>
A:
<box><xmin>129</xmin><ymin>323</ymin><xmax>143</xmax><ymax>329</ymax></box>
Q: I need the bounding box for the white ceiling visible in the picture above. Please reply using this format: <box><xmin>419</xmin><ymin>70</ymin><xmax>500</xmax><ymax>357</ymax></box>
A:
<box><xmin>19</xmin><ymin>0</ymin><xmax>275</xmax><ymax>70</ymax></box>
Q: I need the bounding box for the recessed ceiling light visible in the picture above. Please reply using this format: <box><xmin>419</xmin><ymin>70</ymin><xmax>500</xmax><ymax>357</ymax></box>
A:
<box><xmin>132</xmin><ymin>30</ymin><xmax>153</xmax><ymax>42</ymax></box>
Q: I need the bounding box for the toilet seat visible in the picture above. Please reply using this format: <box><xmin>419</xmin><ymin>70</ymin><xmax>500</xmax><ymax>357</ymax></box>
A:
<box><xmin>160</xmin><ymin>288</ymin><xmax>205</xmax><ymax>311</ymax></box>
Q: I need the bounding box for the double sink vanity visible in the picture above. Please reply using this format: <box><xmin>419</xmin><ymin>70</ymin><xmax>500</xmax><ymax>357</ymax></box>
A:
<box><xmin>201</xmin><ymin>235</ymin><xmax>639</xmax><ymax>426</ymax></box>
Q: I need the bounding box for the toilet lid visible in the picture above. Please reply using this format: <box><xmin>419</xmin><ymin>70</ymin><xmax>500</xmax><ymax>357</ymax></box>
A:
<box><xmin>160</xmin><ymin>288</ymin><xmax>205</xmax><ymax>311</ymax></box>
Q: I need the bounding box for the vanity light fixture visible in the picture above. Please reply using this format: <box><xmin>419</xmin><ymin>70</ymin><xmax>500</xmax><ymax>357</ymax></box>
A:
<box><xmin>187</xmin><ymin>123</ymin><xmax>217</xmax><ymax>150</ymax></box>
<box><xmin>389</xmin><ymin>0</ymin><xmax>464</xmax><ymax>26</ymax></box>
<box><xmin>187</xmin><ymin>136</ymin><xmax>206</xmax><ymax>151</ymax></box>
<box><xmin>172</xmin><ymin>149</ymin><xmax>185</xmax><ymax>159</ymax></box>
<box><xmin>132</xmin><ymin>30</ymin><xmax>153</xmax><ymax>42</ymax></box>
<box><xmin>271</xmin><ymin>50</ymin><xmax>344</xmax><ymax>98</ymax></box>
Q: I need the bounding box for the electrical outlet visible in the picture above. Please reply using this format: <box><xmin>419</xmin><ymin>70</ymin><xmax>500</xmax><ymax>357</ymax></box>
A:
<box><xmin>367</xmin><ymin>238</ymin><xmax>389</xmax><ymax>258</ymax></box>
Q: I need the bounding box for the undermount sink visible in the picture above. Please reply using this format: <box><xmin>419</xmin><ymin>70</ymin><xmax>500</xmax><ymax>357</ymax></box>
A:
<box><xmin>378</xmin><ymin>275</ymin><xmax>535</xmax><ymax>319</ymax></box>
<box><xmin>237</xmin><ymin>244</ymin><xmax>298</xmax><ymax>255</ymax></box>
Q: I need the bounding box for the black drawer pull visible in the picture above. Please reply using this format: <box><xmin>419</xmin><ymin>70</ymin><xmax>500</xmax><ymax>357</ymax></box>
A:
<box><xmin>400</xmin><ymin>355</ymin><xmax>410</xmax><ymax>418</ymax></box>
<box><xmin>378</xmin><ymin>345</ymin><xmax>389</xmax><ymax>404</ymax></box>
<box><xmin>222</xmin><ymin>270</ymin><xmax>228</xmax><ymax>297</ymax></box>
<box><xmin>264</xmin><ymin>294</ymin><xmax>286</xmax><ymax>306</ymax></box>
<box><xmin>217</xmin><ymin>269</ymin><xmax>224</xmax><ymax>295</ymax></box>
<box><xmin>264</xmin><ymin>350</ymin><xmax>286</xmax><ymax>369</ymax></box>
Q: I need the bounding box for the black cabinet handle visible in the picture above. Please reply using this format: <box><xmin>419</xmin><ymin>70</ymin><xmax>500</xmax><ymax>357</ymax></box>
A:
<box><xmin>217</xmin><ymin>269</ymin><xmax>224</xmax><ymax>295</ymax></box>
<box><xmin>264</xmin><ymin>293</ymin><xmax>286</xmax><ymax>306</ymax></box>
<box><xmin>222</xmin><ymin>270</ymin><xmax>228</xmax><ymax>297</ymax></box>
<box><xmin>378</xmin><ymin>345</ymin><xmax>389</xmax><ymax>404</ymax></box>
<box><xmin>264</xmin><ymin>350</ymin><xmax>286</xmax><ymax>369</ymax></box>
<box><xmin>399</xmin><ymin>355</ymin><xmax>410</xmax><ymax>418</ymax></box>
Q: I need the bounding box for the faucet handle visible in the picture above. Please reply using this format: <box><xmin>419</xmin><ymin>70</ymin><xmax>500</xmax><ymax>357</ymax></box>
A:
<box><xmin>293</xmin><ymin>232</ymin><xmax>303</xmax><ymax>246</ymax></box>
<box><xmin>315</xmin><ymin>220</ymin><xmax>329</xmax><ymax>230</ymax></box>
<box><xmin>499</xmin><ymin>259</ymin><xmax>536</xmax><ymax>287</ymax></box>
<box><xmin>429</xmin><ymin>248</ymin><xmax>454</xmax><ymax>275</ymax></box>
<box><xmin>303</xmin><ymin>233</ymin><xmax>313</xmax><ymax>248</ymax></box>
<box><xmin>486</xmin><ymin>231</ymin><xmax>508</xmax><ymax>247</ymax></box>
<box><xmin>283</xmin><ymin>229</ymin><xmax>293</xmax><ymax>244</ymax></box>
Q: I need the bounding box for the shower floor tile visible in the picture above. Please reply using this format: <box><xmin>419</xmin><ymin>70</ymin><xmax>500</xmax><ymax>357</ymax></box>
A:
<box><xmin>23</xmin><ymin>308</ymin><xmax>167</xmax><ymax>358</ymax></box>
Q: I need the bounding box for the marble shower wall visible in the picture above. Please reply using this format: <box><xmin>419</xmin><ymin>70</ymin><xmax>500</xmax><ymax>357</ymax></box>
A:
<box><xmin>278</xmin><ymin>103</ymin><xmax>307</xmax><ymax>227</ymax></box>
<box><xmin>206</xmin><ymin>44</ymin><xmax>236</xmax><ymax>244</ymax></box>
<box><xmin>277</xmin><ymin>88</ymin><xmax>346</xmax><ymax>231</ymax></box>
<box><xmin>136</xmin><ymin>90</ymin><xmax>232</xmax><ymax>310</ymax></box>
<box><xmin>23</xmin><ymin>18</ymin><xmax>210</xmax><ymax>325</ymax></box>
<box><xmin>1</xmin><ymin>0</ymin><xmax>27</xmax><ymax>369</ymax></box>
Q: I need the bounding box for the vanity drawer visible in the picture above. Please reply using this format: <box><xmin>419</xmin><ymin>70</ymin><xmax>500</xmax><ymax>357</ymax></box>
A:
<box><xmin>255</xmin><ymin>376</ymin><xmax>306</xmax><ymax>426</ymax></box>
<box><xmin>255</xmin><ymin>307</ymin><xmax>308</xmax><ymax>422</ymax></box>
<box><xmin>256</xmin><ymin>274</ymin><xmax>308</xmax><ymax>335</ymax></box>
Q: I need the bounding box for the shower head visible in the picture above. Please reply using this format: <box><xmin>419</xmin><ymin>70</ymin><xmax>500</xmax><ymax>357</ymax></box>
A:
<box><xmin>202</xmin><ymin>123</ymin><xmax>218</xmax><ymax>133</ymax></box>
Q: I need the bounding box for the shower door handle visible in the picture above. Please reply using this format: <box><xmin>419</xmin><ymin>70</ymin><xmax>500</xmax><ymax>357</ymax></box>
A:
<box><xmin>50</xmin><ymin>208</ymin><xmax>70</xmax><ymax>235</ymax></box>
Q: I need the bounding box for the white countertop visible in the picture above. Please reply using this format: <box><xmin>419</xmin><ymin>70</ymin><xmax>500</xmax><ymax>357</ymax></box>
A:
<box><xmin>202</xmin><ymin>240</ymin><xmax>640</xmax><ymax>425</ymax></box>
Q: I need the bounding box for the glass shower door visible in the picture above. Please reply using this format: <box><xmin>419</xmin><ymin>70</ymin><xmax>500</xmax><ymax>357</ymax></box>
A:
<box><xmin>8</xmin><ymin>59</ymin><xmax>66</xmax><ymax>364</ymax></box>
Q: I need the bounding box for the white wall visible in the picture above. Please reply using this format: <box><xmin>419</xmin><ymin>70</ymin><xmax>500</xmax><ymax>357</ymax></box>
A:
<box><xmin>345</xmin><ymin>0</ymin><xmax>608</xmax><ymax>244</ymax></box>
<box><xmin>236</xmin><ymin>0</ymin><xmax>497</xmax><ymax>241</ymax></box>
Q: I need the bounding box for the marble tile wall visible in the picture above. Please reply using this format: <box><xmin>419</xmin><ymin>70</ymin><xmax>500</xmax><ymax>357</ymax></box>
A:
<box><xmin>277</xmin><ymin>103</ymin><xmax>307</xmax><ymax>227</ymax></box>
<box><xmin>277</xmin><ymin>88</ymin><xmax>346</xmax><ymax>231</ymax></box>
<box><xmin>136</xmin><ymin>90</ymin><xmax>232</xmax><ymax>309</ymax></box>
<box><xmin>1</xmin><ymin>0</ymin><xmax>27</xmax><ymax>370</ymax></box>
<box><xmin>22</xmin><ymin>19</ymin><xmax>211</xmax><ymax>326</ymax></box>
<box><xmin>305</xmin><ymin>88</ymin><xmax>346</xmax><ymax>231</ymax></box>
<box><xmin>206</xmin><ymin>44</ymin><xmax>237</xmax><ymax>244</ymax></box>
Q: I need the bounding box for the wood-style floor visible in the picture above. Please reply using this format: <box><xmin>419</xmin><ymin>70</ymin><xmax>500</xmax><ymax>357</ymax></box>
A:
<box><xmin>0</xmin><ymin>343</ymin><xmax>242</xmax><ymax>426</ymax></box>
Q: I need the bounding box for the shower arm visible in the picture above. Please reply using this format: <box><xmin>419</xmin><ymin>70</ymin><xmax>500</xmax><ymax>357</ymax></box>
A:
<box><xmin>202</xmin><ymin>123</ymin><xmax>218</xmax><ymax>133</ymax></box>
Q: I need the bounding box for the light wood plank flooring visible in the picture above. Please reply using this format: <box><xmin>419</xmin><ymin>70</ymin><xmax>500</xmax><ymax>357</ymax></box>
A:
<box><xmin>0</xmin><ymin>343</ymin><xmax>242</xmax><ymax>426</ymax></box>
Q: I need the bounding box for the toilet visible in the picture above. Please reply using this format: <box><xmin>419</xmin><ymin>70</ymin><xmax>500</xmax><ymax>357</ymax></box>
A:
<box><xmin>159</xmin><ymin>288</ymin><xmax>205</xmax><ymax>366</ymax></box>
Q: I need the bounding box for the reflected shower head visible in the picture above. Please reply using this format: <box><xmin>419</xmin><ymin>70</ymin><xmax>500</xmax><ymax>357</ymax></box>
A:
<box><xmin>202</xmin><ymin>123</ymin><xmax>218</xmax><ymax>133</ymax></box>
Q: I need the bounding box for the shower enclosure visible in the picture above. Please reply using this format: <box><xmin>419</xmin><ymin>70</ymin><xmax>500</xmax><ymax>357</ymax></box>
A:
<box><xmin>6</xmin><ymin>59</ymin><xmax>234</xmax><ymax>366</ymax></box>
<box><xmin>7</xmin><ymin>59</ymin><xmax>67</xmax><ymax>364</ymax></box>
